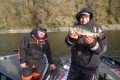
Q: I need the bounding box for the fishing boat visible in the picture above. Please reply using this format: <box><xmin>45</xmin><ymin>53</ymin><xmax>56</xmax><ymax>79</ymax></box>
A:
<box><xmin>0</xmin><ymin>54</ymin><xmax>120</xmax><ymax>80</ymax></box>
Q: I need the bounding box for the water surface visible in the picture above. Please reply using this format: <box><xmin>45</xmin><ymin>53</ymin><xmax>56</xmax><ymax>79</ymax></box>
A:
<box><xmin>0</xmin><ymin>30</ymin><xmax>120</xmax><ymax>60</ymax></box>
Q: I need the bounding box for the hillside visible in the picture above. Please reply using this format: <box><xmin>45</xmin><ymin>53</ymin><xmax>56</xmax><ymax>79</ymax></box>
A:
<box><xmin>0</xmin><ymin>0</ymin><xmax>120</xmax><ymax>29</ymax></box>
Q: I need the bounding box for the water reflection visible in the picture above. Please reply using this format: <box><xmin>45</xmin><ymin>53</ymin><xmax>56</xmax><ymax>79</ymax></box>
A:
<box><xmin>0</xmin><ymin>30</ymin><xmax>120</xmax><ymax>60</ymax></box>
<box><xmin>0</xmin><ymin>33</ymin><xmax>24</xmax><ymax>55</ymax></box>
<box><xmin>0</xmin><ymin>32</ymin><xmax>70</xmax><ymax>57</ymax></box>
<box><xmin>105</xmin><ymin>30</ymin><xmax>120</xmax><ymax>60</ymax></box>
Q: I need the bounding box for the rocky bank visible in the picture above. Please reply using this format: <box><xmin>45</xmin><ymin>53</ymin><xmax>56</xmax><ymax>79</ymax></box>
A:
<box><xmin>0</xmin><ymin>24</ymin><xmax>120</xmax><ymax>34</ymax></box>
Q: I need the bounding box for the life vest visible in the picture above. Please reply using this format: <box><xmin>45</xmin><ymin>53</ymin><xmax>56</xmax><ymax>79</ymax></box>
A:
<box><xmin>32</xmin><ymin>34</ymin><xmax>48</xmax><ymax>44</ymax></box>
<box><xmin>24</xmin><ymin>34</ymin><xmax>48</xmax><ymax>67</ymax></box>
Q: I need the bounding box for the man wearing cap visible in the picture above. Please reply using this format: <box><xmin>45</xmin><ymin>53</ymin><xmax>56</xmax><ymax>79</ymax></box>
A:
<box><xmin>65</xmin><ymin>8</ymin><xmax>107</xmax><ymax>80</ymax></box>
<box><xmin>18</xmin><ymin>26</ymin><xmax>56</xmax><ymax>80</ymax></box>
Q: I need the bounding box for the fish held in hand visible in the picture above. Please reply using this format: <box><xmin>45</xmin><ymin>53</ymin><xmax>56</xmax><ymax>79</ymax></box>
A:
<box><xmin>69</xmin><ymin>25</ymin><xmax>100</xmax><ymax>36</ymax></box>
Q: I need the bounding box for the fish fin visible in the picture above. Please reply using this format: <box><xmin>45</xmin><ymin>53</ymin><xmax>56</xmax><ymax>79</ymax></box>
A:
<box><xmin>97</xmin><ymin>33</ymin><xmax>104</xmax><ymax>39</ymax></box>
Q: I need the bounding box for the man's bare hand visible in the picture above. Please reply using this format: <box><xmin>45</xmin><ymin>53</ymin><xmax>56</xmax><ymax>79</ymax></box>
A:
<box><xmin>20</xmin><ymin>63</ymin><xmax>28</xmax><ymax>68</ymax></box>
<box><xmin>68</xmin><ymin>29</ymin><xmax>81</xmax><ymax>39</ymax></box>
<box><xmin>50</xmin><ymin>64</ymin><xmax>56</xmax><ymax>70</ymax></box>
<box><xmin>83</xmin><ymin>35</ymin><xmax>94</xmax><ymax>44</ymax></box>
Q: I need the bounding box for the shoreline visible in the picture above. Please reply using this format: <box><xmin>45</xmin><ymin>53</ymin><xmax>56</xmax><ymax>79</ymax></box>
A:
<box><xmin>0</xmin><ymin>24</ymin><xmax>120</xmax><ymax>34</ymax></box>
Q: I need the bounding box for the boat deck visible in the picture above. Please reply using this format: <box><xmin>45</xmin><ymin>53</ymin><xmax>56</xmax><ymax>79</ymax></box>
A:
<box><xmin>0</xmin><ymin>54</ymin><xmax>120</xmax><ymax>80</ymax></box>
<box><xmin>0</xmin><ymin>54</ymin><xmax>21</xmax><ymax>80</ymax></box>
<box><xmin>99</xmin><ymin>56</ymin><xmax>120</xmax><ymax>80</ymax></box>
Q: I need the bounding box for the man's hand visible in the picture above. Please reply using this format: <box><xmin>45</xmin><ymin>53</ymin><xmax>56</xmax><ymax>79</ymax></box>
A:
<box><xmin>50</xmin><ymin>64</ymin><xmax>56</xmax><ymax>70</ymax></box>
<box><xmin>83</xmin><ymin>35</ymin><xmax>94</xmax><ymax>44</ymax></box>
<box><xmin>20</xmin><ymin>63</ymin><xmax>28</xmax><ymax>68</ymax></box>
<box><xmin>68</xmin><ymin>29</ymin><xmax>81</xmax><ymax>39</ymax></box>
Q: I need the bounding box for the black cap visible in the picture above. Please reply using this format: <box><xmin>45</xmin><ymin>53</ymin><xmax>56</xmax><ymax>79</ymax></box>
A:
<box><xmin>37</xmin><ymin>26</ymin><xmax>47</xmax><ymax>32</ymax></box>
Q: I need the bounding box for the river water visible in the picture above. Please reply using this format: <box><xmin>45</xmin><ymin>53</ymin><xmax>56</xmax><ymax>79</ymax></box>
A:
<box><xmin>0</xmin><ymin>30</ymin><xmax>120</xmax><ymax>60</ymax></box>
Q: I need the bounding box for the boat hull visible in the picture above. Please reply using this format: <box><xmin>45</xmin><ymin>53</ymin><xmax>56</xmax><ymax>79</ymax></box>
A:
<box><xmin>0</xmin><ymin>54</ymin><xmax>120</xmax><ymax>80</ymax></box>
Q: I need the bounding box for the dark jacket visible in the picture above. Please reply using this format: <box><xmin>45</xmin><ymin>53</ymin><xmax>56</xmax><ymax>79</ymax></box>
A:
<box><xmin>19</xmin><ymin>28</ymin><xmax>53</xmax><ymax>67</ymax></box>
<box><xmin>65</xmin><ymin>8</ymin><xmax>107</xmax><ymax>71</ymax></box>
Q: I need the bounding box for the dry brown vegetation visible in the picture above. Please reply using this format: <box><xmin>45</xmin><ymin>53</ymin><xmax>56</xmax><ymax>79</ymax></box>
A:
<box><xmin>0</xmin><ymin>0</ymin><xmax>120</xmax><ymax>29</ymax></box>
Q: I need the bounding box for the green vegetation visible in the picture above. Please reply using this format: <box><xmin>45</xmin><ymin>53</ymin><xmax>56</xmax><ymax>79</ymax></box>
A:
<box><xmin>0</xmin><ymin>0</ymin><xmax>120</xmax><ymax>29</ymax></box>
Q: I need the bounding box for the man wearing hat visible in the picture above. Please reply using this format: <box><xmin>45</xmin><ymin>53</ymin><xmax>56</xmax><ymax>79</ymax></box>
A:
<box><xmin>65</xmin><ymin>8</ymin><xmax>107</xmax><ymax>80</ymax></box>
<box><xmin>18</xmin><ymin>26</ymin><xmax>56</xmax><ymax>80</ymax></box>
